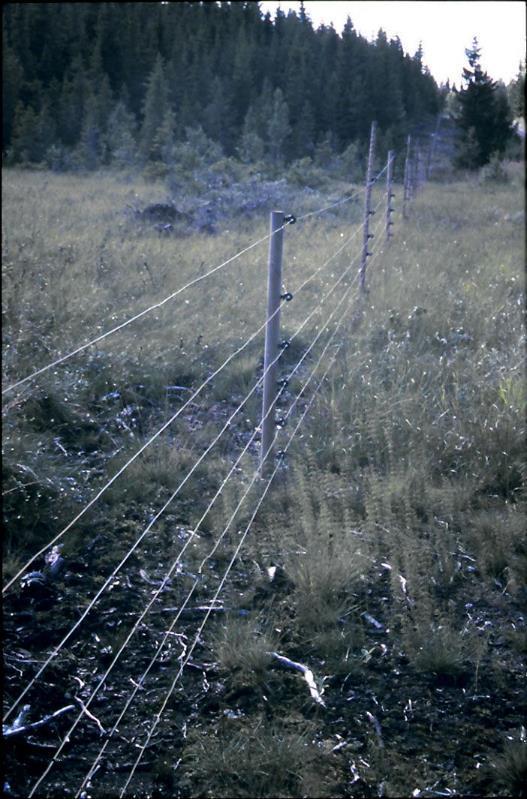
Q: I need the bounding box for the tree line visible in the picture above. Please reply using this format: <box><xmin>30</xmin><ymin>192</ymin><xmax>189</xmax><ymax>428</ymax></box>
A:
<box><xmin>2</xmin><ymin>1</ymin><xmax>443</xmax><ymax>171</ymax></box>
<box><xmin>3</xmin><ymin>3</ymin><xmax>523</xmax><ymax>174</ymax></box>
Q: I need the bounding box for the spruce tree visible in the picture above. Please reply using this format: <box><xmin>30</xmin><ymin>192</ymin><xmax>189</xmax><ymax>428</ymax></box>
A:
<box><xmin>10</xmin><ymin>102</ymin><xmax>38</xmax><ymax>162</ymax></box>
<box><xmin>455</xmin><ymin>38</ymin><xmax>513</xmax><ymax>168</ymax></box>
<box><xmin>139</xmin><ymin>54</ymin><xmax>169</xmax><ymax>162</ymax></box>
<box><xmin>238</xmin><ymin>105</ymin><xmax>265</xmax><ymax>163</ymax></box>
<box><xmin>77</xmin><ymin>93</ymin><xmax>105</xmax><ymax>169</ymax></box>
<box><xmin>267</xmin><ymin>87</ymin><xmax>291</xmax><ymax>164</ymax></box>
<box><xmin>106</xmin><ymin>98</ymin><xmax>138</xmax><ymax>167</ymax></box>
<box><xmin>2</xmin><ymin>32</ymin><xmax>25</xmax><ymax>150</ymax></box>
<box><xmin>507</xmin><ymin>62</ymin><xmax>525</xmax><ymax>120</ymax></box>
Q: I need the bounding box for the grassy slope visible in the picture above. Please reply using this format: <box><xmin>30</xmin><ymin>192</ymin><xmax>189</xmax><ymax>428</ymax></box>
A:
<box><xmin>2</xmin><ymin>164</ymin><xmax>525</xmax><ymax>798</ymax></box>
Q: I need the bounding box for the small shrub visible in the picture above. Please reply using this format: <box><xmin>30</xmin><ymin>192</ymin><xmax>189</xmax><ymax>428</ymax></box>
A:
<box><xmin>479</xmin><ymin>154</ymin><xmax>510</xmax><ymax>184</ymax></box>
<box><xmin>212</xmin><ymin>617</ymin><xmax>275</xmax><ymax>679</ymax></box>
<box><xmin>407</xmin><ymin>623</ymin><xmax>467</xmax><ymax>683</ymax></box>
<box><xmin>184</xmin><ymin>716</ymin><xmax>334</xmax><ymax>798</ymax></box>
<box><xmin>492</xmin><ymin>737</ymin><xmax>527</xmax><ymax>798</ymax></box>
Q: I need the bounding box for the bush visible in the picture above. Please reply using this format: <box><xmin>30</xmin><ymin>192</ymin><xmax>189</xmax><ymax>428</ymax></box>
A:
<box><xmin>286</xmin><ymin>157</ymin><xmax>327</xmax><ymax>189</ymax></box>
<box><xmin>479</xmin><ymin>154</ymin><xmax>510</xmax><ymax>184</ymax></box>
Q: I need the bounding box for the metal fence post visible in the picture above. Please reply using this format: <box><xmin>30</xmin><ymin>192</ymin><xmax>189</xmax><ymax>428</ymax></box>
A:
<box><xmin>385</xmin><ymin>150</ymin><xmax>395</xmax><ymax>242</ymax></box>
<box><xmin>360</xmin><ymin>120</ymin><xmax>376</xmax><ymax>292</ymax></box>
<box><xmin>260</xmin><ymin>210</ymin><xmax>285</xmax><ymax>475</ymax></box>
<box><xmin>403</xmin><ymin>134</ymin><xmax>412</xmax><ymax>219</ymax></box>
<box><xmin>416</xmin><ymin>147</ymin><xmax>424</xmax><ymax>190</ymax></box>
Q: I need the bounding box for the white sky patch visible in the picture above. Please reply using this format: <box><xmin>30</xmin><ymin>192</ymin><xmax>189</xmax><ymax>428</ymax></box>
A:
<box><xmin>260</xmin><ymin>1</ymin><xmax>526</xmax><ymax>86</ymax></box>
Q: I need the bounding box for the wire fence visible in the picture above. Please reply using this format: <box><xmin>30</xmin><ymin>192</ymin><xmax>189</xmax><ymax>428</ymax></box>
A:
<box><xmin>3</xmin><ymin>221</ymin><xmax>369</xmax><ymax>723</ymax></box>
<box><xmin>29</xmin><ymin>248</ymin><xmax>375</xmax><ymax>799</ymax></box>
<box><xmin>3</xmin><ymin>131</ymin><xmax>429</xmax><ymax>796</ymax></box>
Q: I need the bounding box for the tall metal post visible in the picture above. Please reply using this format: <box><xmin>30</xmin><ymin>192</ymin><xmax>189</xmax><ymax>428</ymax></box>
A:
<box><xmin>415</xmin><ymin>147</ymin><xmax>424</xmax><ymax>193</ymax></box>
<box><xmin>360</xmin><ymin>120</ymin><xmax>376</xmax><ymax>293</ymax></box>
<box><xmin>402</xmin><ymin>134</ymin><xmax>412</xmax><ymax>219</ymax></box>
<box><xmin>260</xmin><ymin>210</ymin><xmax>285</xmax><ymax>475</ymax></box>
<box><xmin>385</xmin><ymin>150</ymin><xmax>395</xmax><ymax>242</ymax></box>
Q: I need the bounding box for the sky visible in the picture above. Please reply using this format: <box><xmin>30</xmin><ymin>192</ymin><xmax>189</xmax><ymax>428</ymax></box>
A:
<box><xmin>259</xmin><ymin>1</ymin><xmax>526</xmax><ymax>87</ymax></box>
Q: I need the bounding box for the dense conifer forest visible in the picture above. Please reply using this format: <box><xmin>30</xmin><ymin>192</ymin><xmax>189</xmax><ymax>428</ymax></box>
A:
<box><xmin>3</xmin><ymin>1</ymin><xmax>444</xmax><ymax>169</ymax></box>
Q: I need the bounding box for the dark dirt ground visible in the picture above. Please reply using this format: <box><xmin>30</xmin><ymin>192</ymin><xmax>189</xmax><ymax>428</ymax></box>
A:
<box><xmin>3</xmin><ymin>514</ymin><xmax>526</xmax><ymax>798</ymax></box>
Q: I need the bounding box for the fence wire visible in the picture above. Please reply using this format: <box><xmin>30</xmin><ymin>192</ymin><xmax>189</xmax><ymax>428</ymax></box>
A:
<box><xmin>2</xmin><ymin>221</ymin><xmax>297</xmax><ymax>397</ymax></box>
<box><xmin>4</xmin><ymin>220</ymin><xmax>367</xmax><ymax>722</ymax></box>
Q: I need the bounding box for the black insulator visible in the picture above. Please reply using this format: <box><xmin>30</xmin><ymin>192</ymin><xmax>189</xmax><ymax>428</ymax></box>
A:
<box><xmin>284</xmin><ymin>214</ymin><xmax>296</xmax><ymax>225</ymax></box>
<box><xmin>280</xmin><ymin>292</ymin><xmax>293</xmax><ymax>302</ymax></box>
<box><xmin>279</xmin><ymin>340</ymin><xmax>290</xmax><ymax>350</ymax></box>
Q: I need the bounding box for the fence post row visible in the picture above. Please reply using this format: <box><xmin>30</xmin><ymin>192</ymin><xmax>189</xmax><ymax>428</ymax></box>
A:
<box><xmin>360</xmin><ymin>120</ymin><xmax>377</xmax><ymax>292</ymax></box>
<box><xmin>385</xmin><ymin>149</ymin><xmax>395</xmax><ymax>242</ymax></box>
<box><xmin>260</xmin><ymin>210</ymin><xmax>285</xmax><ymax>475</ymax></box>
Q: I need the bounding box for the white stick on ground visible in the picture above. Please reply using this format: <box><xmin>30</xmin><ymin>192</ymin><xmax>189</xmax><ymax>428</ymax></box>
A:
<box><xmin>270</xmin><ymin>652</ymin><xmax>326</xmax><ymax>707</ymax></box>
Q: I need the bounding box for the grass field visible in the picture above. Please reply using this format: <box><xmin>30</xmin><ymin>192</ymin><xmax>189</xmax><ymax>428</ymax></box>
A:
<box><xmin>2</xmin><ymin>161</ymin><xmax>525</xmax><ymax>798</ymax></box>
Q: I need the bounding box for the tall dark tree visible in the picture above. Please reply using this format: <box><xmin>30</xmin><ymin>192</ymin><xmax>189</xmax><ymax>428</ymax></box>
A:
<box><xmin>266</xmin><ymin>87</ymin><xmax>291</xmax><ymax>165</ymax></box>
<box><xmin>139</xmin><ymin>54</ymin><xmax>169</xmax><ymax>162</ymax></box>
<box><xmin>106</xmin><ymin>96</ymin><xmax>138</xmax><ymax>167</ymax></box>
<box><xmin>455</xmin><ymin>38</ymin><xmax>513</xmax><ymax>168</ymax></box>
<box><xmin>2</xmin><ymin>30</ymin><xmax>24</xmax><ymax>149</ymax></box>
<box><xmin>507</xmin><ymin>62</ymin><xmax>525</xmax><ymax>121</ymax></box>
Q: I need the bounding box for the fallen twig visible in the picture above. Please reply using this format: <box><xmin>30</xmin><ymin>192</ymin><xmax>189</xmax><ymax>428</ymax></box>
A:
<box><xmin>366</xmin><ymin>711</ymin><xmax>384</xmax><ymax>748</ymax></box>
<box><xmin>269</xmin><ymin>651</ymin><xmax>326</xmax><ymax>707</ymax></box>
<box><xmin>74</xmin><ymin>697</ymin><xmax>106</xmax><ymax>735</ymax></box>
<box><xmin>3</xmin><ymin>704</ymin><xmax>76</xmax><ymax>739</ymax></box>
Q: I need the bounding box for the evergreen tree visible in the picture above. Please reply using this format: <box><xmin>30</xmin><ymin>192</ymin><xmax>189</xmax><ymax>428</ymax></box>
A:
<box><xmin>139</xmin><ymin>54</ymin><xmax>169</xmax><ymax>161</ymax></box>
<box><xmin>154</xmin><ymin>107</ymin><xmax>177</xmax><ymax>165</ymax></box>
<box><xmin>58</xmin><ymin>56</ymin><xmax>88</xmax><ymax>148</ymax></box>
<box><xmin>507</xmin><ymin>62</ymin><xmax>525</xmax><ymax>120</ymax></box>
<box><xmin>266</xmin><ymin>87</ymin><xmax>291</xmax><ymax>165</ymax></box>
<box><xmin>77</xmin><ymin>92</ymin><xmax>105</xmax><ymax>169</ymax></box>
<box><xmin>203</xmin><ymin>76</ymin><xmax>235</xmax><ymax>154</ymax></box>
<box><xmin>10</xmin><ymin>98</ymin><xmax>55</xmax><ymax>163</ymax></box>
<box><xmin>35</xmin><ymin>98</ymin><xmax>57</xmax><ymax>162</ymax></box>
<box><xmin>291</xmin><ymin>100</ymin><xmax>316</xmax><ymax>158</ymax></box>
<box><xmin>3</xmin><ymin>31</ymin><xmax>25</xmax><ymax>150</ymax></box>
<box><xmin>10</xmin><ymin>102</ymin><xmax>38</xmax><ymax>162</ymax></box>
<box><xmin>106</xmin><ymin>98</ymin><xmax>138</xmax><ymax>167</ymax></box>
<box><xmin>238</xmin><ymin>104</ymin><xmax>265</xmax><ymax>163</ymax></box>
<box><xmin>455</xmin><ymin>38</ymin><xmax>513</xmax><ymax>168</ymax></box>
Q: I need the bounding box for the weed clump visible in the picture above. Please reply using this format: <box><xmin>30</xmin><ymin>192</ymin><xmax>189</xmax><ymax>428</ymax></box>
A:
<box><xmin>491</xmin><ymin>736</ymin><xmax>527</xmax><ymax>798</ymax></box>
<box><xmin>184</xmin><ymin>716</ymin><xmax>335</xmax><ymax>798</ymax></box>
<box><xmin>213</xmin><ymin>617</ymin><xmax>275</xmax><ymax>680</ymax></box>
